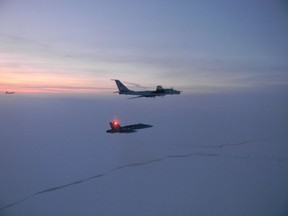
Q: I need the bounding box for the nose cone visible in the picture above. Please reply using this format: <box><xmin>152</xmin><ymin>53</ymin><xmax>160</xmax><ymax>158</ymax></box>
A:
<box><xmin>144</xmin><ymin>124</ymin><xmax>153</xmax><ymax>128</ymax></box>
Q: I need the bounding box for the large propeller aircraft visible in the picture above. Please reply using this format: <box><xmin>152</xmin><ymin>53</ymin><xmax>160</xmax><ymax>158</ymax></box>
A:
<box><xmin>113</xmin><ymin>79</ymin><xmax>181</xmax><ymax>99</ymax></box>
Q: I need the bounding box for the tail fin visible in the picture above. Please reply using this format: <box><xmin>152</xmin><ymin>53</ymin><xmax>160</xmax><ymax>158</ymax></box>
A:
<box><xmin>156</xmin><ymin>85</ymin><xmax>164</xmax><ymax>93</ymax></box>
<box><xmin>114</xmin><ymin>80</ymin><xmax>133</xmax><ymax>94</ymax></box>
<box><xmin>109</xmin><ymin>121</ymin><xmax>122</xmax><ymax>131</ymax></box>
<box><xmin>156</xmin><ymin>85</ymin><xmax>164</xmax><ymax>91</ymax></box>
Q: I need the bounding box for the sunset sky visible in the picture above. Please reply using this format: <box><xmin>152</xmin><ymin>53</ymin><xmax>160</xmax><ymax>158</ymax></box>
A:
<box><xmin>0</xmin><ymin>0</ymin><xmax>287</xmax><ymax>94</ymax></box>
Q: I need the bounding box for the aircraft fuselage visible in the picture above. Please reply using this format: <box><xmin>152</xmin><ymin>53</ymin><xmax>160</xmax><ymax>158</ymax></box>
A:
<box><xmin>106</xmin><ymin>121</ymin><xmax>153</xmax><ymax>133</ymax></box>
<box><xmin>114</xmin><ymin>80</ymin><xmax>180</xmax><ymax>99</ymax></box>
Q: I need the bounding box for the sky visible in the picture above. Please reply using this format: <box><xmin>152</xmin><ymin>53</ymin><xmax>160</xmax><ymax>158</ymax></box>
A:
<box><xmin>0</xmin><ymin>0</ymin><xmax>287</xmax><ymax>94</ymax></box>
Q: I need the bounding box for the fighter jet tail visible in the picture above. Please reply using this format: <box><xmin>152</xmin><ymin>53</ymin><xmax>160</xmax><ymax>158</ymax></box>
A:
<box><xmin>109</xmin><ymin>121</ymin><xmax>122</xmax><ymax>131</ymax></box>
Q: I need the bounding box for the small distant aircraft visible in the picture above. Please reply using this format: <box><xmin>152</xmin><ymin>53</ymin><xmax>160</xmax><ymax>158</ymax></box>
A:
<box><xmin>5</xmin><ymin>91</ymin><xmax>15</xmax><ymax>94</ymax></box>
<box><xmin>106</xmin><ymin>120</ymin><xmax>153</xmax><ymax>133</ymax></box>
<box><xmin>113</xmin><ymin>79</ymin><xmax>181</xmax><ymax>99</ymax></box>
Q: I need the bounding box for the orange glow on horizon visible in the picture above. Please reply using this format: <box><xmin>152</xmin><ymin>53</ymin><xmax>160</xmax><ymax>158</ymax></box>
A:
<box><xmin>0</xmin><ymin>85</ymin><xmax>114</xmax><ymax>95</ymax></box>
<box><xmin>0</xmin><ymin>49</ymin><xmax>127</xmax><ymax>95</ymax></box>
<box><xmin>0</xmin><ymin>66</ymin><xmax>115</xmax><ymax>95</ymax></box>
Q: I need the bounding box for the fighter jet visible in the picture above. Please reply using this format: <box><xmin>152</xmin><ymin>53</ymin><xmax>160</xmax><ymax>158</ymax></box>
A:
<box><xmin>106</xmin><ymin>120</ymin><xmax>153</xmax><ymax>133</ymax></box>
<box><xmin>113</xmin><ymin>79</ymin><xmax>181</xmax><ymax>99</ymax></box>
<box><xmin>5</xmin><ymin>91</ymin><xmax>15</xmax><ymax>94</ymax></box>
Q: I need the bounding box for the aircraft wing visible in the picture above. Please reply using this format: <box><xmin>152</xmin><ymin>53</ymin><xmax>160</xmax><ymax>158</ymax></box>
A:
<box><xmin>128</xmin><ymin>95</ymin><xmax>146</xmax><ymax>99</ymax></box>
<box><xmin>128</xmin><ymin>95</ymin><xmax>156</xmax><ymax>99</ymax></box>
<box><xmin>122</xmin><ymin>129</ymin><xmax>137</xmax><ymax>133</ymax></box>
<box><xmin>125</xmin><ymin>123</ymin><xmax>153</xmax><ymax>130</ymax></box>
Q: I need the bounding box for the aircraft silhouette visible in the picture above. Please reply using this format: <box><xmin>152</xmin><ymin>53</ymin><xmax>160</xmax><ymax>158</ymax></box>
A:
<box><xmin>106</xmin><ymin>120</ymin><xmax>153</xmax><ymax>133</ymax></box>
<box><xmin>113</xmin><ymin>79</ymin><xmax>180</xmax><ymax>99</ymax></box>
